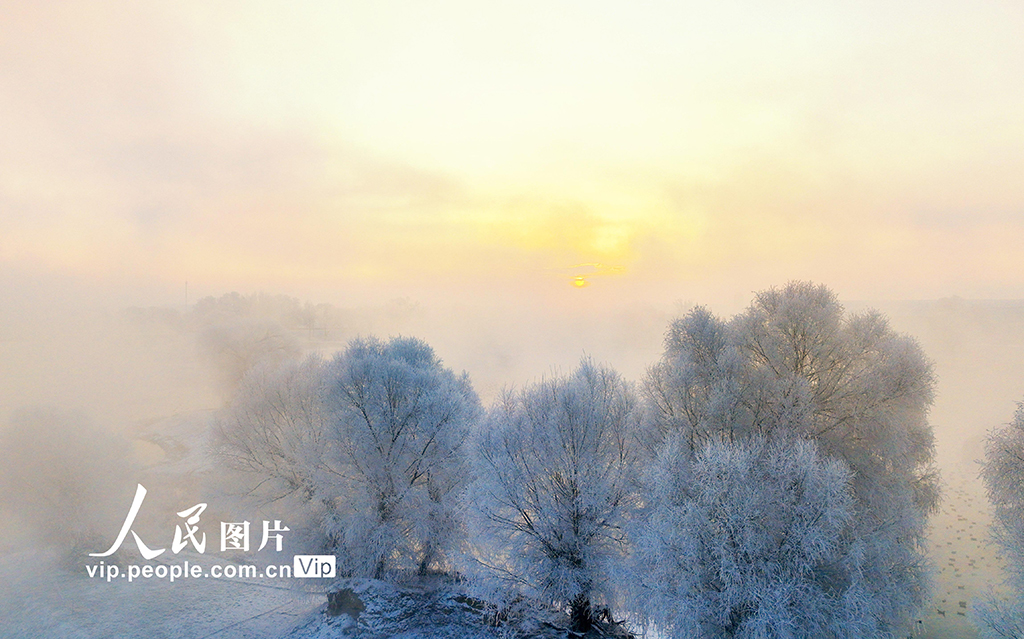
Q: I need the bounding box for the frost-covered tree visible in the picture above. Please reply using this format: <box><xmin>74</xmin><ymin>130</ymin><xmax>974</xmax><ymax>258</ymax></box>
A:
<box><xmin>633</xmin><ymin>435</ymin><xmax>862</xmax><ymax>638</ymax></box>
<box><xmin>976</xmin><ymin>402</ymin><xmax>1024</xmax><ymax>638</ymax></box>
<box><xmin>326</xmin><ymin>336</ymin><xmax>481</xmax><ymax>578</ymax></box>
<box><xmin>641</xmin><ymin>282</ymin><xmax>939</xmax><ymax>635</ymax></box>
<box><xmin>468</xmin><ymin>358</ymin><xmax>642</xmax><ymax>632</ymax></box>
<box><xmin>215</xmin><ymin>354</ymin><xmax>339</xmax><ymax>552</ymax></box>
<box><xmin>216</xmin><ymin>336</ymin><xmax>480</xmax><ymax>579</ymax></box>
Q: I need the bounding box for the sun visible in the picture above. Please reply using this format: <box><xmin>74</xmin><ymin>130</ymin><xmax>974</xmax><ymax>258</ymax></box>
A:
<box><xmin>571</xmin><ymin>276</ymin><xmax>590</xmax><ymax>288</ymax></box>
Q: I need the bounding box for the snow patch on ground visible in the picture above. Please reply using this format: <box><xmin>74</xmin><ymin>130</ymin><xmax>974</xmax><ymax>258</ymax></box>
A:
<box><xmin>285</xmin><ymin>577</ymin><xmax>572</xmax><ymax>639</ymax></box>
<box><xmin>0</xmin><ymin>549</ymin><xmax>321</xmax><ymax>639</ymax></box>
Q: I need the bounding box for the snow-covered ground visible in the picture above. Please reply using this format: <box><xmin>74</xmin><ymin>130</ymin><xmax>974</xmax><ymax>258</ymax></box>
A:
<box><xmin>0</xmin><ymin>549</ymin><xmax>323</xmax><ymax>639</ymax></box>
<box><xmin>0</xmin><ymin>549</ymin><xmax>589</xmax><ymax>639</ymax></box>
<box><xmin>0</xmin><ymin>411</ymin><xmax>320</xmax><ymax>639</ymax></box>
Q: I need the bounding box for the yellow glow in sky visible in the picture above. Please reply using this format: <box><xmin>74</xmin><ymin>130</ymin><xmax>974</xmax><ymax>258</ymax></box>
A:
<box><xmin>1</xmin><ymin>1</ymin><xmax>1023</xmax><ymax>304</ymax></box>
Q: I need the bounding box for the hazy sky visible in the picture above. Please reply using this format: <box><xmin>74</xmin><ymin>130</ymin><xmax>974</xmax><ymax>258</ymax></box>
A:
<box><xmin>2</xmin><ymin>1</ymin><xmax>1023</xmax><ymax>309</ymax></box>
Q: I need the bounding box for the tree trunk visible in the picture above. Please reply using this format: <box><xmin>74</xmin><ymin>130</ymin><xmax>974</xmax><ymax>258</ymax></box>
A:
<box><xmin>417</xmin><ymin>547</ymin><xmax>432</xmax><ymax>576</ymax></box>
<box><xmin>569</xmin><ymin>594</ymin><xmax>593</xmax><ymax>633</ymax></box>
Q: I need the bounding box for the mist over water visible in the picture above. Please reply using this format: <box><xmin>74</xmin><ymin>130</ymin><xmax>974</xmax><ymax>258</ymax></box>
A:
<box><xmin>867</xmin><ymin>299</ymin><xmax>1024</xmax><ymax>637</ymax></box>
